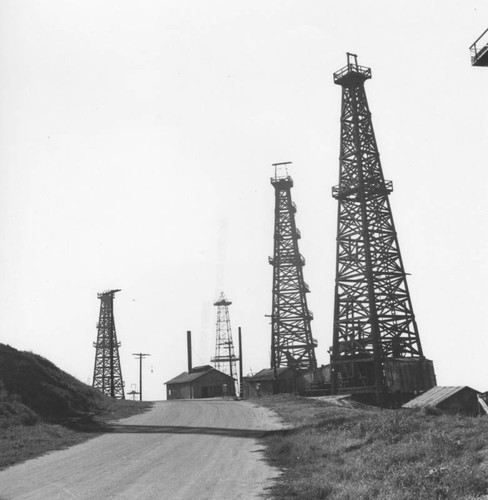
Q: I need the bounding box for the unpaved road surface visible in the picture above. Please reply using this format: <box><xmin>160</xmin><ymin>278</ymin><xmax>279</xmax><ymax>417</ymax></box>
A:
<box><xmin>0</xmin><ymin>400</ymin><xmax>284</xmax><ymax>499</ymax></box>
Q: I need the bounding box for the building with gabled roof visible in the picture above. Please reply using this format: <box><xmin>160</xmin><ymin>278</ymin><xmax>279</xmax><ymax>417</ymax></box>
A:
<box><xmin>243</xmin><ymin>366</ymin><xmax>307</xmax><ymax>397</ymax></box>
<box><xmin>402</xmin><ymin>386</ymin><xmax>481</xmax><ymax>415</ymax></box>
<box><xmin>164</xmin><ymin>365</ymin><xmax>236</xmax><ymax>400</ymax></box>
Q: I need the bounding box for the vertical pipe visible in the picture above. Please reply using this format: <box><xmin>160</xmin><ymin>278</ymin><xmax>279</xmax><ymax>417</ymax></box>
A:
<box><xmin>238</xmin><ymin>327</ymin><xmax>244</xmax><ymax>399</ymax></box>
<box><xmin>109</xmin><ymin>296</ymin><xmax>115</xmax><ymax>398</ymax></box>
<box><xmin>187</xmin><ymin>330</ymin><xmax>192</xmax><ymax>373</ymax></box>
<box><xmin>139</xmin><ymin>354</ymin><xmax>143</xmax><ymax>401</ymax></box>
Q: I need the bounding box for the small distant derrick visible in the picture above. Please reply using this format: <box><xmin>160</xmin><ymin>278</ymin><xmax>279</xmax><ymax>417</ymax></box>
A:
<box><xmin>470</xmin><ymin>28</ymin><xmax>488</xmax><ymax>66</ymax></box>
<box><xmin>269</xmin><ymin>162</ymin><xmax>317</xmax><ymax>373</ymax></box>
<box><xmin>210</xmin><ymin>292</ymin><xmax>238</xmax><ymax>396</ymax></box>
<box><xmin>92</xmin><ymin>289</ymin><xmax>125</xmax><ymax>399</ymax></box>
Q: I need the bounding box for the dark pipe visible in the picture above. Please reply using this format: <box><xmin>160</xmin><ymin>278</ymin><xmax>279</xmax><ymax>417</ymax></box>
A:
<box><xmin>187</xmin><ymin>330</ymin><xmax>192</xmax><ymax>373</ymax></box>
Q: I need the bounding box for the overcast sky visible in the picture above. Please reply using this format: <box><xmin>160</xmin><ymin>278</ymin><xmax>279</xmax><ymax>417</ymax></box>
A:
<box><xmin>0</xmin><ymin>1</ymin><xmax>487</xmax><ymax>400</ymax></box>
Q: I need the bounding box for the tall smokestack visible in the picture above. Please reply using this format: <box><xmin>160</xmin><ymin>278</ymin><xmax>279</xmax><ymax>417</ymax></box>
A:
<box><xmin>187</xmin><ymin>330</ymin><xmax>192</xmax><ymax>373</ymax></box>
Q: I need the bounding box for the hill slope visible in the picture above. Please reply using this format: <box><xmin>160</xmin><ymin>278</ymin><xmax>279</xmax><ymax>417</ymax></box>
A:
<box><xmin>0</xmin><ymin>343</ymin><xmax>106</xmax><ymax>419</ymax></box>
<box><xmin>0</xmin><ymin>343</ymin><xmax>150</xmax><ymax>470</ymax></box>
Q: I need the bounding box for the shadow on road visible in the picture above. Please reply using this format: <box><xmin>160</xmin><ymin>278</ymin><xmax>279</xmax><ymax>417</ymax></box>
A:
<box><xmin>99</xmin><ymin>423</ymin><xmax>273</xmax><ymax>438</ymax></box>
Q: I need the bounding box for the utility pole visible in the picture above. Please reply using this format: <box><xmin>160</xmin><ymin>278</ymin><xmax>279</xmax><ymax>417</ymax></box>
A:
<box><xmin>132</xmin><ymin>353</ymin><xmax>150</xmax><ymax>401</ymax></box>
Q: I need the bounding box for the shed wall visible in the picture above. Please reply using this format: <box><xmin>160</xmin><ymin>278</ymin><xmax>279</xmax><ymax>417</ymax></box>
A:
<box><xmin>438</xmin><ymin>388</ymin><xmax>480</xmax><ymax>416</ymax></box>
<box><xmin>193</xmin><ymin>371</ymin><xmax>235</xmax><ymax>398</ymax></box>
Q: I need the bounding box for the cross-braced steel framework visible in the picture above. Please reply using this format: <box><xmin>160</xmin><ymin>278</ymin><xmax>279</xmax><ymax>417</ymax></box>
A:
<box><xmin>92</xmin><ymin>289</ymin><xmax>125</xmax><ymax>399</ymax></box>
<box><xmin>269</xmin><ymin>162</ymin><xmax>317</xmax><ymax>372</ymax></box>
<box><xmin>210</xmin><ymin>292</ymin><xmax>238</xmax><ymax>395</ymax></box>
<box><xmin>331</xmin><ymin>54</ymin><xmax>429</xmax><ymax>398</ymax></box>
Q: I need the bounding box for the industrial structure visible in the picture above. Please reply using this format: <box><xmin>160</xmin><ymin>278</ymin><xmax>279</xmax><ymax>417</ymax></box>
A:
<box><xmin>165</xmin><ymin>365</ymin><xmax>236</xmax><ymax>399</ymax></box>
<box><xmin>165</xmin><ymin>331</ymin><xmax>236</xmax><ymax>399</ymax></box>
<box><xmin>403</xmin><ymin>386</ymin><xmax>481</xmax><ymax>416</ymax></box>
<box><xmin>92</xmin><ymin>289</ymin><xmax>125</xmax><ymax>399</ymax></box>
<box><xmin>269</xmin><ymin>162</ymin><xmax>317</xmax><ymax>379</ymax></box>
<box><xmin>243</xmin><ymin>367</ymin><xmax>303</xmax><ymax>398</ymax></box>
<box><xmin>330</xmin><ymin>54</ymin><xmax>435</xmax><ymax>404</ymax></box>
<box><xmin>210</xmin><ymin>293</ymin><xmax>238</xmax><ymax>396</ymax></box>
<box><xmin>470</xmin><ymin>28</ymin><xmax>488</xmax><ymax>66</ymax></box>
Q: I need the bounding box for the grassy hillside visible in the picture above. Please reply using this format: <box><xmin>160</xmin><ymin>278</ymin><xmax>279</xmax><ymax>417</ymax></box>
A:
<box><xmin>0</xmin><ymin>343</ymin><xmax>107</xmax><ymax>420</ymax></box>
<box><xmin>0</xmin><ymin>343</ymin><xmax>151</xmax><ymax>470</ymax></box>
<box><xmin>258</xmin><ymin>395</ymin><xmax>488</xmax><ymax>500</ymax></box>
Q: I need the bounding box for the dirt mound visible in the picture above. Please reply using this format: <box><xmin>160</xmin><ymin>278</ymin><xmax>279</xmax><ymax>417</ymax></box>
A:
<box><xmin>0</xmin><ymin>343</ymin><xmax>107</xmax><ymax>420</ymax></box>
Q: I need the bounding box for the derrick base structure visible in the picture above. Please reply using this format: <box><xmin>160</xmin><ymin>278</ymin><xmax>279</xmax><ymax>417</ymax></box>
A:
<box><xmin>330</xmin><ymin>54</ymin><xmax>435</xmax><ymax>406</ymax></box>
<box><xmin>332</xmin><ymin>357</ymin><xmax>436</xmax><ymax>405</ymax></box>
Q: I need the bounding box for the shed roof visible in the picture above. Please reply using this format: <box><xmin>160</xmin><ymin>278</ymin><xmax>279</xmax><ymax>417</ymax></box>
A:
<box><xmin>246</xmin><ymin>367</ymin><xmax>294</xmax><ymax>381</ymax></box>
<box><xmin>165</xmin><ymin>365</ymin><xmax>233</xmax><ymax>385</ymax></box>
<box><xmin>402</xmin><ymin>386</ymin><xmax>479</xmax><ymax>409</ymax></box>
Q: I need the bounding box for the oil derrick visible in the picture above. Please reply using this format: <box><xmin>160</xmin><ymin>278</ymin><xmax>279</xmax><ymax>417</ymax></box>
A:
<box><xmin>269</xmin><ymin>162</ymin><xmax>317</xmax><ymax>375</ymax></box>
<box><xmin>92</xmin><ymin>289</ymin><xmax>125</xmax><ymax>399</ymax></box>
<box><xmin>210</xmin><ymin>292</ymin><xmax>238</xmax><ymax>396</ymax></box>
<box><xmin>330</xmin><ymin>54</ymin><xmax>435</xmax><ymax>404</ymax></box>
<box><xmin>470</xmin><ymin>28</ymin><xmax>488</xmax><ymax>66</ymax></box>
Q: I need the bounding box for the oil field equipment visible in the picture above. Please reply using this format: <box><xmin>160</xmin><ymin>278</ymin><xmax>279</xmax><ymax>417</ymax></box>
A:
<box><xmin>330</xmin><ymin>54</ymin><xmax>435</xmax><ymax>404</ymax></box>
<box><xmin>470</xmin><ymin>28</ymin><xmax>488</xmax><ymax>67</ymax></box>
<box><xmin>92</xmin><ymin>289</ymin><xmax>125</xmax><ymax>399</ymax></box>
<box><xmin>211</xmin><ymin>292</ymin><xmax>238</xmax><ymax>396</ymax></box>
<box><xmin>269</xmin><ymin>162</ymin><xmax>317</xmax><ymax>378</ymax></box>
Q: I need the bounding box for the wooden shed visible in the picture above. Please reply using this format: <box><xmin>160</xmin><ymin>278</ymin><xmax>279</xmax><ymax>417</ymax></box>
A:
<box><xmin>165</xmin><ymin>365</ymin><xmax>236</xmax><ymax>400</ymax></box>
<box><xmin>402</xmin><ymin>386</ymin><xmax>481</xmax><ymax>416</ymax></box>
<box><xmin>243</xmin><ymin>367</ymin><xmax>306</xmax><ymax>397</ymax></box>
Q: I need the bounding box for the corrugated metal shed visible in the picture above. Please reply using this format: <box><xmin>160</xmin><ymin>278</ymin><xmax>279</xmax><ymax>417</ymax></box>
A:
<box><xmin>403</xmin><ymin>386</ymin><xmax>481</xmax><ymax>415</ymax></box>
<box><xmin>403</xmin><ymin>386</ymin><xmax>467</xmax><ymax>408</ymax></box>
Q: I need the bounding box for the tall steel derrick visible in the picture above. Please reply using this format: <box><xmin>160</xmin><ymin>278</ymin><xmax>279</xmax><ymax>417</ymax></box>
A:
<box><xmin>330</xmin><ymin>54</ymin><xmax>434</xmax><ymax>402</ymax></box>
<box><xmin>210</xmin><ymin>292</ymin><xmax>238</xmax><ymax>395</ymax></box>
<box><xmin>269</xmin><ymin>162</ymin><xmax>317</xmax><ymax>374</ymax></box>
<box><xmin>92</xmin><ymin>289</ymin><xmax>125</xmax><ymax>399</ymax></box>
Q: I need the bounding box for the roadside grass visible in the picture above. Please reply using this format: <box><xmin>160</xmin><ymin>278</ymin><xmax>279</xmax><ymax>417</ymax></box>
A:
<box><xmin>0</xmin><ymin>343</ymin><xmax>152</xmax><ymax>470</ymax></box>
<box><xmin>0</xmin><ymin>391</ymin><xmax>152</xmax><ymax>470</ymax></box>
<box><xmin>257</xmin><ymin>395</ymin><xmax>488</xmax><ymax>499</ymax></box>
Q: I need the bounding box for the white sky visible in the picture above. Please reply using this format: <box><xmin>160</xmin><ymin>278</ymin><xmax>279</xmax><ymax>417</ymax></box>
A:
<box><xmin>0</xmin><ymin>1</ymin><xmax>487</xmax><ymax>400</ymax></box>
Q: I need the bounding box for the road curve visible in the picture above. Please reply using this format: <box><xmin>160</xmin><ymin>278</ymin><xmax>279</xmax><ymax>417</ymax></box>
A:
<box><xmin>0</xmin><ymin>400</ymin><xmax>284</xmax><ymax>500</ymax></box>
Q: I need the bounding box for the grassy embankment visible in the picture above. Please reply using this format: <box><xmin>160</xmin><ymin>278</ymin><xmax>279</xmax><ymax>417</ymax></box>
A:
<box><xmin>258</xmin><ymin>394</ymin><xmax>488</xmax><ymax>500</ymax></box>
<box><xmin>0</xmin><ymin>343</ymin><xmax>151</xmax><ymax>470</ymax></box>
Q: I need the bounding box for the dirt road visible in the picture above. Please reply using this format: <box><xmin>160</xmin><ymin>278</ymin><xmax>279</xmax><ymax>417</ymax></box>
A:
<box><xmin>0</xmin><ymin>400</ymin><xmax>284</xmax><ymax>499</ymax></box>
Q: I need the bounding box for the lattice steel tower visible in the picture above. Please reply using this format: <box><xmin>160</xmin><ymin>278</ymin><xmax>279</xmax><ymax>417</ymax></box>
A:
<box><xmin>330</xmin><ymin>54</ymin><xmax>435</xmax><ymax>402</ymax></box>
<box><xmin>269</xmin><ymin>162</ymin><xmax>317</xmax><ymax>372</ymax></box>
<box><xmin>92</xmin><ymin>289</ymin><xmax>125</xmax><ymax>399</ymax></box>
<box><xmin>211</xmin><ymin>292</ymin><xmax>238</xmax><ymax>395</ymax></box>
